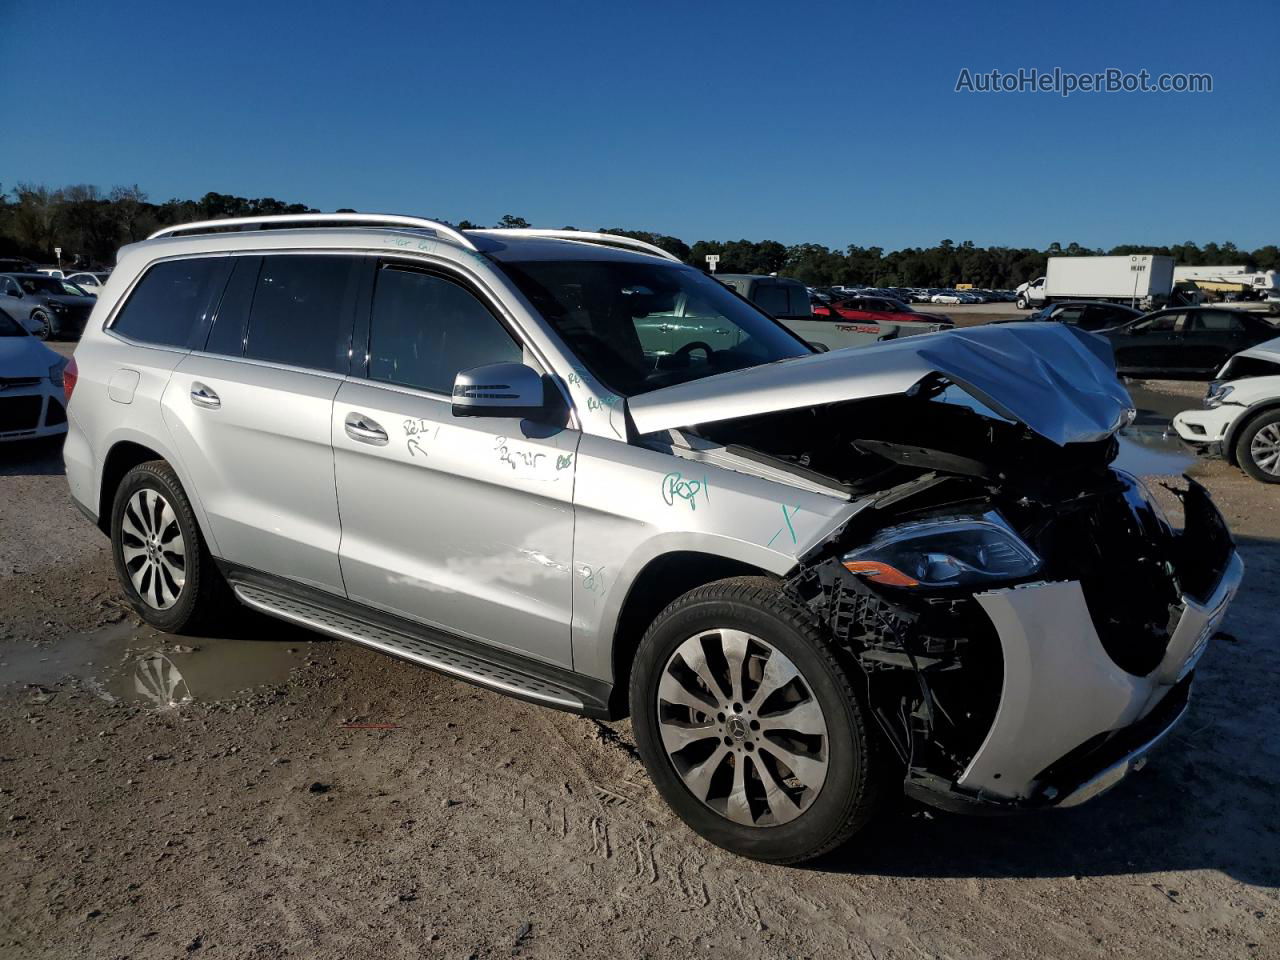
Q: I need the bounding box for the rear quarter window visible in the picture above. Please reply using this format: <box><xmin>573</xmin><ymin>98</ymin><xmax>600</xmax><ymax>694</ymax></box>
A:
<box><xmin>111</xmin><ymin>258</ymin><xmax>231</xmax><ymax>348</ymax></box>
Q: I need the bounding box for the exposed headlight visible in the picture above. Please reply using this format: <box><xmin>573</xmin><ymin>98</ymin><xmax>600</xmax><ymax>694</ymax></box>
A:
<box><xmin>842</xmin><ymin>514</ymin><xmax>1042</xmax><ymax>588</ymax></box>
<box><xmin>48</xmin><ymin>359</ymin><xmax>68</xmax><ymax>383</ymax></box>
<box><xmin>1204</xmin><ymin>382</ymin><xmax>1234</xmax><ymax>408</ymax></box>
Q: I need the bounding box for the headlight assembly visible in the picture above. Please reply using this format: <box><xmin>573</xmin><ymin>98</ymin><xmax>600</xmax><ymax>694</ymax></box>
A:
<box><xmin>842</xmin><ymin>514</ymin><xmax>1041</xmax><ymax>589</ymax></box>
<box><xmin>1204</xmin><ymin>383</ymin><xmax>1234</xmax><ymax>408</ymax></box>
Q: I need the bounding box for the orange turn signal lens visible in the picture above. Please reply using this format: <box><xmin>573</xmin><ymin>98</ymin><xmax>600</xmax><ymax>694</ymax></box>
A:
<box><xmin>842</xmin><ymin>560</ymin><xmax>920</xmax><ymax>587</ymax></box>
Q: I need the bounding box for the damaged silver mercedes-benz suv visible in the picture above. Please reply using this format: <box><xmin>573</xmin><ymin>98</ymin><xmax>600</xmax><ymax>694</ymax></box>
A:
<box><xmin>65</xmin><ymin>215</ymin><xmax>1243</xmax><ymax>864</ymax></box>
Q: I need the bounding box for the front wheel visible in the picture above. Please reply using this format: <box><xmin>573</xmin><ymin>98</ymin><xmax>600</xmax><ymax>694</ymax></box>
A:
<box><xmin>1235</xmin><ymin>410</ymin><xmax>1280</xmax><ymax>483</ymax></box>
<box><xmin>110</xmin><ymin>460</ymin><xmax>228</xmax><ymax>632</ymax></box>
<box><xmin>630</xmin><ymin>577</ymin><xmax>890</xmax><ymax>864</ymax></box>
<box><xmin>29</xmin><ymin>309</ymin><xmax>51</xmax><ymax>339</ymax></box>
<box><xmin>1015</xmin><ymin>296</ymin><xmax>1028</xmax><ymax>309</ymax></box>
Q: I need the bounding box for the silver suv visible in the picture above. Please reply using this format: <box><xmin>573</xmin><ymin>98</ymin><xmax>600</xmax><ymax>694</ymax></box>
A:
<box><xmin>64</xmin><ymin>214</ymin><xmax>1243</xmax><ymax>863</ymax></box>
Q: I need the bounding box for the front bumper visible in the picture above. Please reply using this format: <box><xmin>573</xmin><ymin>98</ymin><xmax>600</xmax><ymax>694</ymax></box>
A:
<box><xmin>1172</xmin><ymin>405</ymin><xmax>1243</xmax><ymax>452</ymax></box>
<box><xmin>911</xmin><ymin>487</ymin><xmax>1243</xmax><ymax>813</ymax></box>
<box><xmin>0</xmin><ymin>381</ymin><xmax>68</xmax><ymax>442</ymax></box>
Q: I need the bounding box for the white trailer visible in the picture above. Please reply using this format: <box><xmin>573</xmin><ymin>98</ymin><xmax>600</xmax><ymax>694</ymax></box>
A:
<box><xmin>1016</xmin><ymin>255</ymin><xmax>1176</xmax><ymax>310</ymax></box>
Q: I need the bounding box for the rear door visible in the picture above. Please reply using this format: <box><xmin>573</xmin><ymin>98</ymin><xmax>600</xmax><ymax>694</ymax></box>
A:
<box><xmin>332</xmin><ymin>261</ymin><xmax>578</xmax><ymax>667</ymax></box>
<box><xmin>1181</xmin><ymin>311</ymin><xmax>1251</xmax><ymax>374</ymax></box>
<box><xmin>163</xmin><ymin>252</ymin><xmax>366</xmax><ymax>595</ymax></box>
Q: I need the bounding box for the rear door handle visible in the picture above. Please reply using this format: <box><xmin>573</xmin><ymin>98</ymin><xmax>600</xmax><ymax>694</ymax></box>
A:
<box><xmin>190</xmin><ymin>383</ymin><xmax>221</xmax><ymax>409</ymax></box>
<box><xmin>344</xmin><ymin>412</ymin><xmax>388</xmax><ymax>446</ymax></box>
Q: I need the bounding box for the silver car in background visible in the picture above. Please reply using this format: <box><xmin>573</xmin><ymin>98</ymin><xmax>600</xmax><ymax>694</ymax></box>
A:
<box><xmin>63</xmin><ymin>214</ymin><xmax>1242</xmax><ymax>863</ymax></box>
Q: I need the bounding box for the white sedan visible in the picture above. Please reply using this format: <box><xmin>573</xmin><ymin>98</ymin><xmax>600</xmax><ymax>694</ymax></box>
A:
<box><xmin>931</xmin><ymin>292</ymin><xmax>963</xmax><ymax>304</ymax></box>
<box><xmin>65</xmin><ymin>272</ymin><xmax>110</xmax><ymax>297</ymax></box>
<box><xmin>1172</xmin><ymin>336</ymin><xmax>1280</xmax><ymax>483</ymax></box>
<box><xmin>0</xmin><ymin>307</ymin><xmax>69</xmax><ymax>441</ymax></box>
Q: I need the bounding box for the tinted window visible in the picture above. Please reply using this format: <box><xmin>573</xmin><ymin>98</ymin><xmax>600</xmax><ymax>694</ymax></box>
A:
<box><xmin>788</xmin><ymin>285</ymin><xmax>810</xmax><ymax>317</ymax></box>
<box><xmin>752</xmin><ymin>283</ymin><xmax>790</xmax><ymax>317</ymax></box>
<box><xmin>1191</xmin><ymin>311</ymin><xmax>1244</xmax><ymax>332</ymax></box>
<box><xmin>1054</xmin><ymin>306</ymin><xmax>1087</xmax><ymax>325</ymax></box>
<box><xmin>203</xmin><ymin>256</ymin><xmax>261</xmax><ymax>356</ymax></box>
<box><xmin>368</xmin><ymin>266</ymin><xmax>521</xmax><ymax>394</ymax></box>
<box><xmin>1131</xmin><ymin>312</ymin><xmax>1182</xmax><ymax>334</ymax></box>
<box><xmin>112</xmin><ymin>258</ymin><xmax>231</xmax><ymax>348</ymax></box>
<box><xmin>243</xmin><ymin>255</ymin><xmax>362</xmax><ymax>373</ymax></box>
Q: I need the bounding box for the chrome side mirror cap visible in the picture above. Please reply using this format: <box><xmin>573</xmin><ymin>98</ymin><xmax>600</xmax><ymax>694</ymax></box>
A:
<box><xmin>451</xmin><ymin>362</ymin><xmax>546</xmax><ymax>419</ymax></box>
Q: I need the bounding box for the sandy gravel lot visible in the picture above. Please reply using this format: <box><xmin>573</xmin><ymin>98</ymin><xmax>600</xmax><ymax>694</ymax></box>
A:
<box><xmin>1</xmin><ymin>378</ymin><xmax>1277</xmax><ymax>960</ymax></box>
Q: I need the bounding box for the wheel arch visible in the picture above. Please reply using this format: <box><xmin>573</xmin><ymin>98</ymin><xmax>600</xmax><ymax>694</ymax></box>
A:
<box><xmin>96</xmin><ymin>433</ymin><xmax>217</xmax><ymax>554</ymax></box>
<box><xmin>1223</xmin><ymin>399</ymin><xmax>1280</xmax><ymax>466</ymax></box>
<box><xmin>607</xmin><ymin>550</ymin><xmax>776</xmax><ymax>718</ymax></box>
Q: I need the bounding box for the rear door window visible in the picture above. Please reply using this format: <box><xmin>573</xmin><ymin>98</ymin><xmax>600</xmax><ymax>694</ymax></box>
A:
<box><xmin>242</xmin><ymin>255</ymin><xmax>363</xmax><ymax>373</ymax></box>
<box><xmin>753</xmin><ymin>283</ymin><xmax>791</xmax><ymax>317</ymax></box>
<box><xmin>367</xmin><ymin>264</ymin><xmax>521</xmax><ymax>395</ymax></box>
<box><xmin>111</xmin><ymin>257</ymin><xmax>232</xmax><ymax>348</ymax></box>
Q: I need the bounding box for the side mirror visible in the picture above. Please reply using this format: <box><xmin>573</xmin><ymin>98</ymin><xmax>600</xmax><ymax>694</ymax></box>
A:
<box><xmin>6</xmin><ymin>289</ymin><xmax>20</xmax><ymax>298</ymax></box>
<box><xmin>452</xmin><ymin>362</ymin><xmax>546</xmax><ymax>419</ymax></box>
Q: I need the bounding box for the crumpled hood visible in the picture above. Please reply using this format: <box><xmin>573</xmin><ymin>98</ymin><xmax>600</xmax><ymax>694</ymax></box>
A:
<box><xmin>1232</xmin><ymin>334</ymin><xmax>1280</xmax><ymax>364</ymax></box>
<box><xmin>628</xmin><ymin>322</ymin><xmax>1134</xmax><ymax>446</ymax></box>
<box><xmin>0</xmin><ymin>334</ymin><xmax>60</xmax><ymax>378</ymax></box>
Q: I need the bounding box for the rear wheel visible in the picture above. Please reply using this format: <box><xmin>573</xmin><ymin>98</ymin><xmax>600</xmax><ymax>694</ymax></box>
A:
<box><xmin>110</xmin><ymin>460</ymin><xmax>228</xmax><ymax>632</ymax></box>
<box><xmin>630</xmin><ymin>577</ymin><xmax>890</xmax><ymax>864</ymax></box>
<box><xmin>1235</xmin><ymin>410</ymin><xmax>1280</xmax><ymax>483</ymax></box>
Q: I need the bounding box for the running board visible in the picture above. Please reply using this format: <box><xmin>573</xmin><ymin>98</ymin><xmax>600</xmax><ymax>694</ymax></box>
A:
<box><xmin>231</xmin><ymin>580</ymin><xmax>606</xmax><ymax>715</ymax></box>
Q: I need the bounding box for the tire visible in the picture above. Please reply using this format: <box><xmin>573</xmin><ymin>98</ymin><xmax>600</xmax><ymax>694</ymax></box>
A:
<box><xmin>1015</xmin><ymin>296</ymin><xmax>1028</xmax><ymax>309</ymax></box>
<box><xmin>29</xmin><ymin>309</ymin><xmax>51</xmax><ymax>340</ymax></box>
<box><xmin>629</xmin><ymin>576</ymin><xmax>890</xmax><ymax>864</ymax></box>
<box><xmin>1234</xmin><ymin>410</ymin><xmax>1280</xmax><ymax>483</ymax></box>
<box><xmin>110</xmin><ymin>460</ymin><xmax>228</xmax><ymax>632</ymax></box>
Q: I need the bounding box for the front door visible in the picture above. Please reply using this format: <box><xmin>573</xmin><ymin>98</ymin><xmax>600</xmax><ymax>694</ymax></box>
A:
<box><xmin>333</xmin><ymin>261</ymin><xmax>578</xmax><ymax>667</ymax></box>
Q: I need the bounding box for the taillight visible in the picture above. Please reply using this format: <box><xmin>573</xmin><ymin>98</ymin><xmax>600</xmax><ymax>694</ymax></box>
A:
<box><xmin>63</xmin><ymin>356</ymin><xmax>78</xmax><ymax>402</ymax></box>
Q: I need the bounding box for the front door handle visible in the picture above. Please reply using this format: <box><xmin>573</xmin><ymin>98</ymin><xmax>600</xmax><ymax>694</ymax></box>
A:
<box><xmin>190</xmin><ymin>383</ymin><xmax>221</xmax><ymax>409</ymax></box>
<box><xmin>344</xmin><ymin>412</ymin><xmax>388</xmax><ymax>446</ymax></box>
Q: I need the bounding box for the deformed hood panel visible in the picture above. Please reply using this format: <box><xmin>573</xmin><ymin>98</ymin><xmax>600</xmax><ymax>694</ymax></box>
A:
<box><xmin>628</xmin><ymin>323</ymin><xmax>1134</xmax><ymax>446</ymax></box>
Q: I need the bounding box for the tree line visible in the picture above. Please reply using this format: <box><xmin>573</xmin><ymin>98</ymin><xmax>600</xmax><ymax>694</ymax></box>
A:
<box><xmin>2</xmin><ymin>183</ymin><xmax>1275</xmax><ymax>289</ymax></box>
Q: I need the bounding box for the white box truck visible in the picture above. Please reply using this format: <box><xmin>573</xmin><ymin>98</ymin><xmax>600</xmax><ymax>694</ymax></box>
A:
<box><xmin>1016</xmin><ymin>255</ymin><xmax>1176</xmax><ymax>310</ymax></box>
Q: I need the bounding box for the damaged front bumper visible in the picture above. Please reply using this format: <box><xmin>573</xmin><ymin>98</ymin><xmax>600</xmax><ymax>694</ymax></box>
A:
<box><xmin>790</xmin><ymin>474</ymin><xmax>1243</xmax><ymax>816</ymax></box>
<box><xmin>941</xmin><ymin>546</ymin><xmax>1242</xmax><ymax>810</ymax></box>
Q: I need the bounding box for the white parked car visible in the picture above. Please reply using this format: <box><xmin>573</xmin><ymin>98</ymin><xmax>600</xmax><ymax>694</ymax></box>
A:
<box><xmin>1173</xmin><ymin>336</ymin><xmax>1280</xmax><ymax>482</ymax></box>
<box><xmin>65</xmin><ymin>272</ymin><xmax>111</xmax><ymax>297</ymax></box>
<box><xmin>36</xmin><ymin>268</ymin><xmax>65</xmax><ymax>279</ymax></box>
<box><xmin>930</xmin><ymin>292</ymin><xmax>963</xmax><ymax>305</ymax></box>
<box><xmin>0</xmin><ymin>306</ymin><xmax>69</xmax><ymax>441</ymax></box>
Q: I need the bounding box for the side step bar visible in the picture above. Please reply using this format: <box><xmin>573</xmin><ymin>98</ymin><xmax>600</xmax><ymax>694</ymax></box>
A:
<box><xmin>231</xmin><ymin>580</ymin><xmax>609</xmax><ymax>716</ymax></box>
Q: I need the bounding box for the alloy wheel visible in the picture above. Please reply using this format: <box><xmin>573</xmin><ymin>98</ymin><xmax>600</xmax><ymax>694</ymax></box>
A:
<box><xmin>1250</xmin><ymin>423</ymin><xmax>1280</xmax><ymax>476</ymax></box>
<box><xmin>120</xmin><ymin>489</ymin><xmax>187</xmax><ymax>609</ymax></box>
<box><xmin>657</xmin><ymin>628</ymin><xmax>829</xmax><ymax>827</ymax></box>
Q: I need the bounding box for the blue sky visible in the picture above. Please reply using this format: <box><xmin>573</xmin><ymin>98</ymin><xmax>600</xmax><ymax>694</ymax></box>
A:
<box><xmin>1</xmin><ymin>0</ymin><xmax>1274</xmax><ymax>250</ymax></box>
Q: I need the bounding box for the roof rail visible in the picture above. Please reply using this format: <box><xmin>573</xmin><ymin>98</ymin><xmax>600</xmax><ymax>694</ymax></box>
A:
<box><xmin>477</xmin><ymin>228</ymin><xmax>681</xmax><ymax>262</ymax></box>
<box><xmin>147</xmin><ymin>213</ymin><xmax>479</xmax><ymax>250</ymax></box>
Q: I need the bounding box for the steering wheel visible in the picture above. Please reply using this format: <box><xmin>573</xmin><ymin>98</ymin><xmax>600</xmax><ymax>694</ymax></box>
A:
<box><xmin>670</xmin><ymin>340</ymin><xmax>715</xmax><ymax>365</ymax></box>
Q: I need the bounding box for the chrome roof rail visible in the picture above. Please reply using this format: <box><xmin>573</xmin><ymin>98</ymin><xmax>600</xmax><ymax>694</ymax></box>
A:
<box><xmin>476</xmin><ymin>228</ymin><xmax>682</xmax><ymax>262</ymax></box>
<box><xmin>147</xmin><ymin>213</ymin><xmax>479</xmax><ymax>251</ymax></box>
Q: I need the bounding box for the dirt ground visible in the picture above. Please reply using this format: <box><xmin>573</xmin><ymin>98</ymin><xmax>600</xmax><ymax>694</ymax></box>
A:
<box><xmin>1</xmin><ymin>376</ymin><xmax>1278</xmax><ymax>960</ymax></box>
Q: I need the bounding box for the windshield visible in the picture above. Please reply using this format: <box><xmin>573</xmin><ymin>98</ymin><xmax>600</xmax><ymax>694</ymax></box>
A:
<box><xmin>499</xmin><ymin>259</ymin><xmax>811</xmax><ymax>396</ymax></box>
<box><xmin>0</xmin><ymin>309</ymin><xmax>26</xmax><ymax>336</ymax></box>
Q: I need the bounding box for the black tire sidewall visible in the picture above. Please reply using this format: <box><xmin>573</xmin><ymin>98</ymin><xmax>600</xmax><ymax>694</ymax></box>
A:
<box><xmin>110</xmin><ymin>462</ymin><xmax>206</xmax><ymax>631</ymax></box>
<box><xmin>31</xmin><ymin>310</ymin><xmax>51</xmax><ymax>339</ymax></box>
<box><xmin>631</xmin><ymin>589</ymin><xmax>869</xmax><ymax>862</ymax></box>
<box><xmin>1236</xmin><ymin>411</ymin><xmax>1280</xmax><ymax>483</ymax></box>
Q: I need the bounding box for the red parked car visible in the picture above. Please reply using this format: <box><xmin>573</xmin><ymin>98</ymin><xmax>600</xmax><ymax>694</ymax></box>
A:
<box><xmin>830</xmin><ymin>295</ymin><xmax>953</xmax><ymax>327</ymax></box>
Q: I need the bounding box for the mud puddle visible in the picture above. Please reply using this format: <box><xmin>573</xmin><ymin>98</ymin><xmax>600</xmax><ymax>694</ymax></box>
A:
<box><xmin>0</xmin><ymin>621</ymin><xmax>315</xmax><ymax>708</ymax></box>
